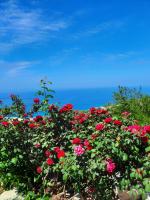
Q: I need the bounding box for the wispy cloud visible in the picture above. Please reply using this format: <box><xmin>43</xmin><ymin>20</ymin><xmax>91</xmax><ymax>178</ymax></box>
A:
<box><xmin>0</xmin><ymin>0</ymin><xmax>70</xmax><ymax>52</ymax></box>
<box><xmin>72</xmin><ymin>20</ymin><xmax>125</xmax><ymax>39</ymax></box>
<box><xmin>100</xmin><ymin>51</ymin><xmax>138</xmax><ymax>61</ymax></box>
<box><xmin>0</xmin><ymin>60</ymin><xmax>36</xmax><ymax>76</ymax></box>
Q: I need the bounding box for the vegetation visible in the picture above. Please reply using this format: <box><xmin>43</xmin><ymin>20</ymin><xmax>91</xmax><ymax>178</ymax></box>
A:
<box><xmin>0</xmin><ymin>81</ymin><xmax>149</xmax><ymax>199</ymax></box>
<box><xmin>111</xmin><ymin>86</ymin><xmax>150</xmax><ymax>125</ymax></box>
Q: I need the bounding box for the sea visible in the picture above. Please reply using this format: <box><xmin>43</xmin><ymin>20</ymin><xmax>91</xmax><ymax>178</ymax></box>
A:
<box><xmin>1</xmin><ymin>87</ymin><xmax>150</xmax><ymax>111</ymax></box>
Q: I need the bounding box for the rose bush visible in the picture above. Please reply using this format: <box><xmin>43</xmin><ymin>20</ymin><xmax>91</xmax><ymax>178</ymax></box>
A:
<box><xmin>0</xmin><ymin>81</ymin><xmax>150</xmax><ymax>199</ymax></box>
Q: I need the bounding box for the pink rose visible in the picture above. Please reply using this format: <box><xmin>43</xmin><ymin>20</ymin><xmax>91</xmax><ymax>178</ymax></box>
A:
<box><xmin>106</xmin><ymin>159</ymin><xmax>116</xmax><ymax>174</ymax></box>
<box><xmin>74</xmin><ymin>145</ymin><xmax>85</xmax><ymax>156</ymax></box>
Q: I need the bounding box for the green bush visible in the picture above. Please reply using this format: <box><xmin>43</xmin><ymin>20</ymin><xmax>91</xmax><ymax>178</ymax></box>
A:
<box><xmin>0</xmin><ymin>82</ymin><xmax>150</xmax><ymax>199</ymax></box>
<box><xmin>111</xmin><ymin>86</ymin><xmax>150</xmax><ymax>124</ymax></box>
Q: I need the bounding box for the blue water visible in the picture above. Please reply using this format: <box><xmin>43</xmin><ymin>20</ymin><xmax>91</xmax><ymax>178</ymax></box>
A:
<box><xmin>1</xmin><ymin>87</ymin><xmax>150</xmax><ymax>110</ymax></box>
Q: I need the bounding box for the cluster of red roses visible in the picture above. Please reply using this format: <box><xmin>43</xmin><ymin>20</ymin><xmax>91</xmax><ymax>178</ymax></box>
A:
<box><xmin>59</xmin><ymin>103</ymin><xmax>73</xmax><ymax>113</ymax></box>
<box><xmin>35</xmin><ymin>146</ymin><xmax>65</xmax><ymax>174</ymax></box>
<box><xmin>89</xmin><ymin>107</ymin><xmax>108</xmax><ymax>115</ymax></box>
<box><xmin>71</xmin><ymin>112</ymin><xmax>89</xmax><ymax>124</ymax></box>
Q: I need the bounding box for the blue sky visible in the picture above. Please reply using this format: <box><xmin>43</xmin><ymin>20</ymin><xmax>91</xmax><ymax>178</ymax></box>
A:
<box><xmin>0</xmin><ymin>0</ymin><xmax>150</xmax><ymax>92</ymax></box>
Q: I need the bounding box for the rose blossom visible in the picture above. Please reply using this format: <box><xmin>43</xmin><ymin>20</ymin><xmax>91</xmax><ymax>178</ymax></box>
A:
<box><xmin>0</xmin><ymin>115</ymin><xmax>3</xmax><ymax>120</ymax></box>
<box><xmin>46</xmin><ymin>158</ymin><xmax>54</xmax><ymax>165</ymax></box>
<box><xmin>106</xmin><ymin>159</ymin><xmax>116</xmax><ymax>174</ymax></box>
<box><xmin>72</xmin><ymin>138</ymin><xmax>81</xmax><ymax>144</ymax></box>
<box><xmin>36</xmin><ymin>166</ymin><xmax>42</xmax><ymax>174</ymax></box>
<box><xmin>113</xmin><ymin>120</ymin><xmax>122</xmax><ymax>126</ymax></box>
<box><xmin>84</xmin><ymin>139</ymin><xmax>90</xmax><ymax>147</ymax></box>
<box><xmin>143</xmin><ymin>125</ymin><xmax>150</xmax><ymax>133</ymax></box>
<box><xmin>57</xmin><ymin>150</ymin><xmax>65</xmax><ymax>159</ymax></box>
<box><xmin>59</xmin><ymin>103</ymin><xmax>73</xmax><ymax>112</ymax></box>
<box><xmin>95</xmin><ymin>123</ymin><xmax>104</xmax><ymax>131</ymax></box>
<box><xmin>12</xmin><ymin>120</ymin><xmax>20</xmax><ymax>126</ymax></box>
<box><xmin>104</xmin><ymin>117</ymin><xmax>112</xmax><ymax>123</ymax></box>
<box><xmin>34</xmin><ymin>115</ymin><xmax>43</xmax><ymax>122</ymax></box>
<box><xmin>74</xmin><ymin>145</ymin><xmax>85</xmax><ymax>156</ymax></box>
<box><xmin>1</xmin><ymin>121</ymin><xmax>9</xmax><ymax>127</ymax></box>
<box><xmin>127</xmin><ymin>125</ymin><xmax>141</xmax><ymax>134</ymax></box>
<box><xmin>141</xmin><ymin>136</ymin><xmax>149</xmax><ymax>144</ymax></box>
<box><xmin>33</xmin><ymin>98</ymin><xmax>40</xmax><ymax>104</ymax></box>
<box><xmin>54</xmin><ymin>147</ymin><xmax>60</xmax><ymax>153</ymax></box>
<box><xmin>29</xmin><ymin>123</ymin><xmax>37</xmax><ymax>129</ymax></box>
<box><xmin>89</xmin><ymin>107</ymin><xmax>97</xmax><ymax>114</ymax></box>
<box><xmin>45</xmin><ymin>150</ymin><xmax>51</xmax><ymax>157</ymax></box>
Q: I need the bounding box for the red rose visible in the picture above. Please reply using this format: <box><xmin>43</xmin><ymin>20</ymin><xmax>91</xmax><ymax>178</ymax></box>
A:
<box><xmin>86</xmin><ymin>145</ymin><xmax>93</xmax><ymax>151</ymax></box>
<box><xmin>96</xmin><ymin>108</ymin><xmax>107</xmax><ymax>115</ymax></box>
<box><xmin>113</xmin><ymin>120</ymin><xmax>122</xmax><ymax>126</ymax></box>
<box><xmin>41</xmin><ymin>120</ymin><xmax>46</xmax><ymax>125</ymax></box>
<box><xmin>0</xmin><ymin>115</ymin><xmax>3</xmax><ymax>120</ymax></box>
<box><xmin>34</xmin><ymin>98</ymin><xmax>40</xmax><ymax>104</ymax></box>
<box><xmin>12</xmin><ymin>120</ymin><xmax>19</xmax><ymax>126</ymax></box>
<box><xmin>59</xmin><ymin>104</ymin><xmax>73</xmax><ymax>113</ymax></box>
<box><xmin>24</xmin><ymin>119</ymin><xmax>29</xmax><ymax>124</ymax></box>
<box><xmin>84</xmin><ymin>139</ymin><xmax>90</xmax><ymax>147</ymax></box>
<box><xmin>29</xmin><ymin>123</ymin><xmax>36</xmax><ymax>128</ymax></box>
<box><xmin>57</xmin><ymin>150</ymin><xmax>65</xmax><ymax>159</ymax></box>
<box><xmin>79</xmin><ymin>117</ymin><xmax>87</xmax><ymax>124</ymax></box>
<box><xmin>95</xmin><ymin>123</ymin><xmax>104</xmax><ymax>131</ymax></box>
<box><xmin>65</xmin><ymin>103</ymin><xmax>73</xmax><ymax>110</ymax></box>
<box><xmin>141</xmin><ymin>136</ymin><xmax>149</xmax><ymax>143</ymax></box>
<box><xmin>34</xmin><ymin>115</ymin><xmax>43</xmax><ymax>122</ymax></box>
<box><xmin>54</xmin><ymin>147</ymin><xmax>60</xmax><ymax>153</ymax></box>
<box><xmin>104</xmin><ymin>117</ymin><xmax>112</xmax><ymax>123</ymax></box>
<box><xmin>48</xmin><ymin>104</ymin><xmax>57</xmax><ymax>111</ymax></box>
<box><xmin>143</xmin><ymin>125</ymin><xmax>150</xmax><ymax>133</ymax></box>
<box><xmin>46</xmin><ymin>158</ymin><xmax>54</xmax><ymax>165</ymax></box>
<box><xmin>36</xmin><ymin>166</ymin><xmax>42</xmax><ymax>174</ymax></box>
<box><xmin>89</xmin><ymin>107</ymin><xmax>96</xmax><ymax>114</ymax></box>
<box><xmin>72</xmin><ymin>138</ymin><xmax>81</xmax><ymax>144</ymax></box>
<box><xmin>1</xmin><ymin>121</ymin><xmax>9</xmax><ymax>127</ymax></box>
<box><xmin>45</xmin><ymin>150</ymin><xmax>51</xmax><ymax>157</ymax></box>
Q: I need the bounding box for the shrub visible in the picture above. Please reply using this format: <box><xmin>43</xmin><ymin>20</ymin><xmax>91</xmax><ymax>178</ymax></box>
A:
<box><xmin>112</xmin><ymin>86</ymin><xmax>150</xmax><ymax>124</ymax></box>
<box><xmin>0</xmin><ymin>82</ymin><xmax>150</xmax><ymax>199</ymax></box>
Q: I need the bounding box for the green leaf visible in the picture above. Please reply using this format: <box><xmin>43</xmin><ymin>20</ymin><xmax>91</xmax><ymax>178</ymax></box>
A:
<box><xmin>123</xmin><ymin>153</ymin><xmax>128</xmax><ymax>161</ymax></box>
<box><xmin>11</xmin><ymin>157</ymin><xmax>18</xmax><ymax>165</ymax></box>
<box><xmin>145</xmin><ymin>146</ymin><xmax>150</xmax><ymax>153</ymax></box>
<box><xmin>145</xmin><ymin>183</ymin><xmax>150</xmax><ymax>193</ymax></box>
<box><xmin>0</xmin><ymin>162</ymin><xmax>5</xmax><ymax>169</ymax></box>
<box><xmin>63</xmin><ymin>174</ymin><xmax>68</xmax><ymax>181</ymax></box>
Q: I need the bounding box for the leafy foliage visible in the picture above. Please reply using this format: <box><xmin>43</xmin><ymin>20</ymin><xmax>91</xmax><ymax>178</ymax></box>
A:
<box><xmin>0</xmin><ymin>81</ymin><xmax>150</xmax><ymax>199</ymax></box>
<box><xmin>112</xmin><ymin>86</ymin><xmax>150</xmax><ymax>124</ymax></box>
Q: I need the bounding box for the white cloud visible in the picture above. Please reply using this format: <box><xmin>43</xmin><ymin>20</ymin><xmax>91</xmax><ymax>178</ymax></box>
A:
<box><xmin>0</xmin><ymin>0</ymin><xmax>70</xmax><ymax>52</ymax></box>
<box><xmin>0</xmin><ymin>60</ymin><xmax>36</xmax><ymax>76</ymax></box>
